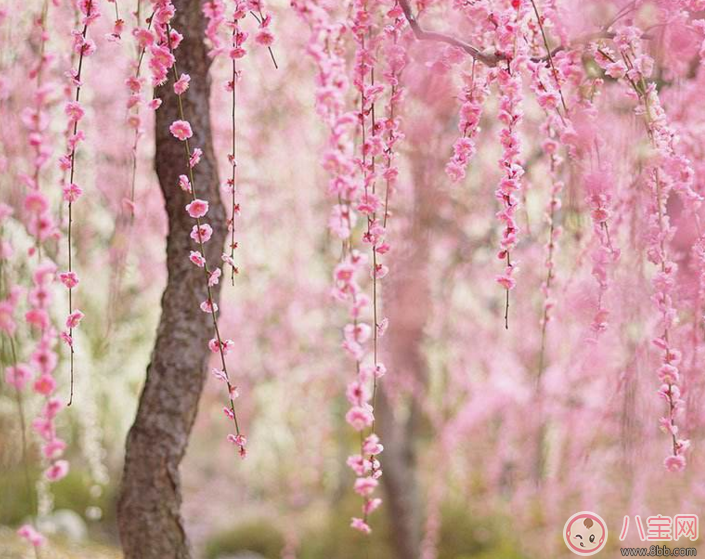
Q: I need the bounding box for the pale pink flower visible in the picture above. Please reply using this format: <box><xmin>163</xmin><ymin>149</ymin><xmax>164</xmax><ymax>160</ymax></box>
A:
<box><xmin>64</xmin><ymin>101</ymin><xmax>85</xmax><ymax>122</ymax></box>
<box><xmin>178</xmin><ymin>174</ymin><xmax>192</xmax><ymax>192</ymax></box>
<box><xmin>664</xmin><ymin>454</ymin><xmax>686</xmax><ymax>472</ymax></box>
<box><xmin>190</xmin><ymin>223</ymin><xmax>213</xmax><ymax>243</ymax></box>
<box><xmin>43</xmin><ymin>439</ymin><xmax>67</xmax><ymax>459</ymax></box>
<box><xmin>189</xmin><ymin>148</ymin><xmax>202</xmax><ymax>168</ymax></box>
<box><xmin>345</xmin><ymin>405</ymin><xmax>374</xmax><ymax>431</ymax></box>
<box><xmin>363</xmin><ymin>498</ymin><xmax>382</xmax><ymax>515</ymax></box>
<box><xmin>350</xmin><ymin>517</ymin><xmax>371</xmax><ymax>534</ymax></box>
<box><xmin>5</xmin><ymin>363</ymin><xmax>32</xmax><ymax>390</ymax></box>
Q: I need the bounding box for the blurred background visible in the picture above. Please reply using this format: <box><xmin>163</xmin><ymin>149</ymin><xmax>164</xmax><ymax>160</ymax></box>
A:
<box><xmin>2</xmin><ymin>0</ymin><xmax>705</xmax><ymax>557</ymax></box>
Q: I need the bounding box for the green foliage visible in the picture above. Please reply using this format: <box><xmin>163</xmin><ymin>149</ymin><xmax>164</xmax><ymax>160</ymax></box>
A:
<box><xmin>204</xmin><ymin>519</ymin><xmax>286</xmax><ymax>559</ymax></box>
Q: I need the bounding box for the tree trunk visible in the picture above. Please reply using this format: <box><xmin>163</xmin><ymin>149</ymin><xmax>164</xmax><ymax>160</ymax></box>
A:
<box><xmin>117</xmin><ymin>1</ymin><xmax>225</xmax><ymax>557</ymax></box>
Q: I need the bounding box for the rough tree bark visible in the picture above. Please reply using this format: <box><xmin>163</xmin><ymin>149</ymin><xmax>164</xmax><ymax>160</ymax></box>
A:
<box><xmin>116</xmin><ymin>1</ymin><xmax>225</xmax><ymax>557</ymax></box>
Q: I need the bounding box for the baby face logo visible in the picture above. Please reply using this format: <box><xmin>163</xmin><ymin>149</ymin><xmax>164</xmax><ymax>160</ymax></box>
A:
<box><xmin>563</xmin><ymin>511</ymin><xmax>608</xmax><ymax>555</ymax></box>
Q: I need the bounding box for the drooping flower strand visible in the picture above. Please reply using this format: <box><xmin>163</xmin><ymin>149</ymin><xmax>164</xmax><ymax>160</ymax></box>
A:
<box><xmin>536</xmin><ymin>120</ymin><xmax>563</xmax><ymax>379</ymax></box>
<box><xmin>348</xmin><ymin>0</ymin><xmax>388</xmax><ymax>534</ymax></box>
<box><xmin>107</xmin><ymin>0</ymin><xmax>125</xmax><ymax>41</ymax></box>
<box><xmin>592</xmin><ymin>27</ymin><xmax>700</xmax><ymax>471</ymax></box>
<box><xmin>494</xmin><ymin>3</ymin><xmax>529</xmax><ymax>330</ymax></box>
<box><xmin>380</xmin><ymin>1</ymin><xmax>406</xmax><ymax>229</ymax></box>
<box><xmin>527</xmin><ymin>0</ymin><xmax>567</xmax><ymax>118</ymax></box>
<box><xmin>247</xmin><ymin>0</ymin><xmax>278</xmax><ymax>69</ymax></box>
<box><xmin>60</xmin><ymin>0</ymin><xmax>99</xmax><ymax>405</ymax></box>
<box><xmin>445</xmin><ymin>64</ymin><xmax>489</xmax><ymax>184</ymax></box>
<box><xmin>224</xmin><ymin>3</ymin><xmax>248</xmax><ymax>285</ymax></box>
<box><xmin>21</xmin><ymin>0</ymin><xmax>57</xmax><ymax>260</ymax></box>
<box><xmin>124</xmin><ymin>7</ymin><xmax>156</xmax><ymax>215</ymax></box>
<box><xmin>163</xmin><ymin>18</ymin><xmax>247</xmax><ymax>457</ymax></box>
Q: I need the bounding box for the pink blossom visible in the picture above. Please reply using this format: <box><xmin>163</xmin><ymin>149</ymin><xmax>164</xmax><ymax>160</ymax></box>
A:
<box><xmin>186</xmin><ymin>199</ymin><xmax>209</xmax><ymax>218</ymax></box>
<box><xmin>345</xmin><ymin>405</ymin><xmax>374</xmax><ymax>431</ymax></box>
<box><xmin>174</xmin><ymin>73</ymin><xmax>191</xmax><ymax>95</ymax></box>
<box><xmin>33</xmin><ymin>373</ymin><xmax>56</xmax><ymax>396</ymax></box>
<box><xmin>190</xmin><ymin>223</ymin><xmax>213</xmax><ymax>243</ymax></box>
<box><xmin>178</xmin><ymin>174</ymin><xmax>192</xmax><ymax>192</ymax></box>
<box><xmin>363</xmin><ymin>498</ymin><xmax>382</xmax><ymax>515</ymax></box>
<box><xmin>24</xmin><ymin>191</ymin><xmax>49</xmax><ymax>213</ymax></box>
<box><xmin>169</xmin><ymin>120</ymin><xmax>193</xmax><ymax>141</ymax></box>
<box><xmin>45</xmin><ymin>459</ymin><xmax>69</xmax><ymax>482</ymax></box>
<box><xmin>5</xmin><ymin>363</ymin><xmax>32</xmax><ymax>390</ymax></box>
<box><xmin>664</xmin><ymin>454</ymin><xmax>686</xmax><ymax>472</ymax></box>
<box><xmin>17</xmin><ymin>525</ymin><xmax>45</xmax><ymax>547</ymax></box>
<box><xmin>189</xmin><ymin>148</ymin><xmax>202</xmax><ymax>168</ymax></box>
<box><xmin>62</xmin><ymin>183</ymin><xmax>83</xmax><ymax>203</ymax></box>
<box><xmin>350</xmin><ymin>517</ymin><xmax>371</xmax><ymax>534</ymax></box>
<box><xmin>189</xmin><ymin>251</ymin><xmax>206</xmax><ymax>267</ymax></box>
<box><xmin>43</xmin><ymin>439</ymin><xmax>67</xmax><ymax>459</ymax></box>
<box><xmin>64</xmin><ymin>101</ymin><xmax>85</xmax><ymax>122</ymax></box>
<box><xmin>255</xmin><ymin>29</ymin><xmax>274</xmax><ymax>47</ymax></box>
<box><xmin>66</xmin><ymin>309</ymin><xmax>85</xmax><ymax>329</ymax></box>
<box><xmin>59</xmin><ymin>272</ymin><xmax>79</xmax><ymax>289</ymax></box>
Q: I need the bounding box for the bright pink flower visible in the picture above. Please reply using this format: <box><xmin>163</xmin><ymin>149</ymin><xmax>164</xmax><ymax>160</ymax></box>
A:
<box><xmin>59</xmin><ymin>272</ymin><xmax>79</xmax><ymax>289</ymax></box>
<box><xmin>189</xmin><ymin>251</ymin><xmax>206</xmax><ymax>267</ymax></box>
<box><xmin>17</xmin><ymin>525</ymin><xmax>45</xmax><ymax>547</ymax></box>
<box><xmin>227</xmin><ymin>433</ymin><xmax>247</xmax><ymax>447</ymax></box>
<box><xmin>186</xmin><ymin>199</ymin><xmax>209</xmax><ymax>218</ymax></box>
<box><xmin>255</xmin><ymin>29</ymin><xmax>274</xmax><ymax>47</ymax></box>
<box><xmin>65</xmin><ymin>310</ymin><xmax>85</xmax><ymax>329</ymax></box>
<box><xmin>45</xmin><ymin>459</ymin><xmax>69</xmax><ymax>482</ymax></box>
<box><xmin>33</xmin><ymin>373</ymin><xmax>56</xmax><ymax>396</ymax></box>
<box><xmin>25</xmin><ymin>308</ymin><xmax>50</xmax><ymax>330</ymax></box>
<box><xmin>62</xmin><ymin>183</ymin><xmax>83</xmax><ymax>203</ymax></box>
<box><xmin>169</xmin><ymin>120</ymin><xmax>193</xmax><ymax>141</ymax></box>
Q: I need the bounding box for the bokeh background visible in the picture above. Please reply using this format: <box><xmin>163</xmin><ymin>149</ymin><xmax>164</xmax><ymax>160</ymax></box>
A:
<box><xmin>2</xmin><ymin>0</ymin><xmax>705</xmax><ymax>557</ymax></box>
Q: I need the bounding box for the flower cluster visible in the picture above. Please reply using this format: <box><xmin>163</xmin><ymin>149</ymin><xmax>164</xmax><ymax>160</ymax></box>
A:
<box><xmin>591</xmin><ymin>26</ymin><xmax>700</xmax><ymax>470</ymax></box>
<box><xmin>59</xmin><ymin>0</ymin><xmax>100</xmax><ymax>403</ymax></box>
<box><xmin>445</xmin><ymin>70</ymin><xmax>488</xmax><ymax>183</ymax></box>
<box><xmin>493</xmin><ymin>3</ymin><xmax>529</xmax><ymax>328</ymax></box>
